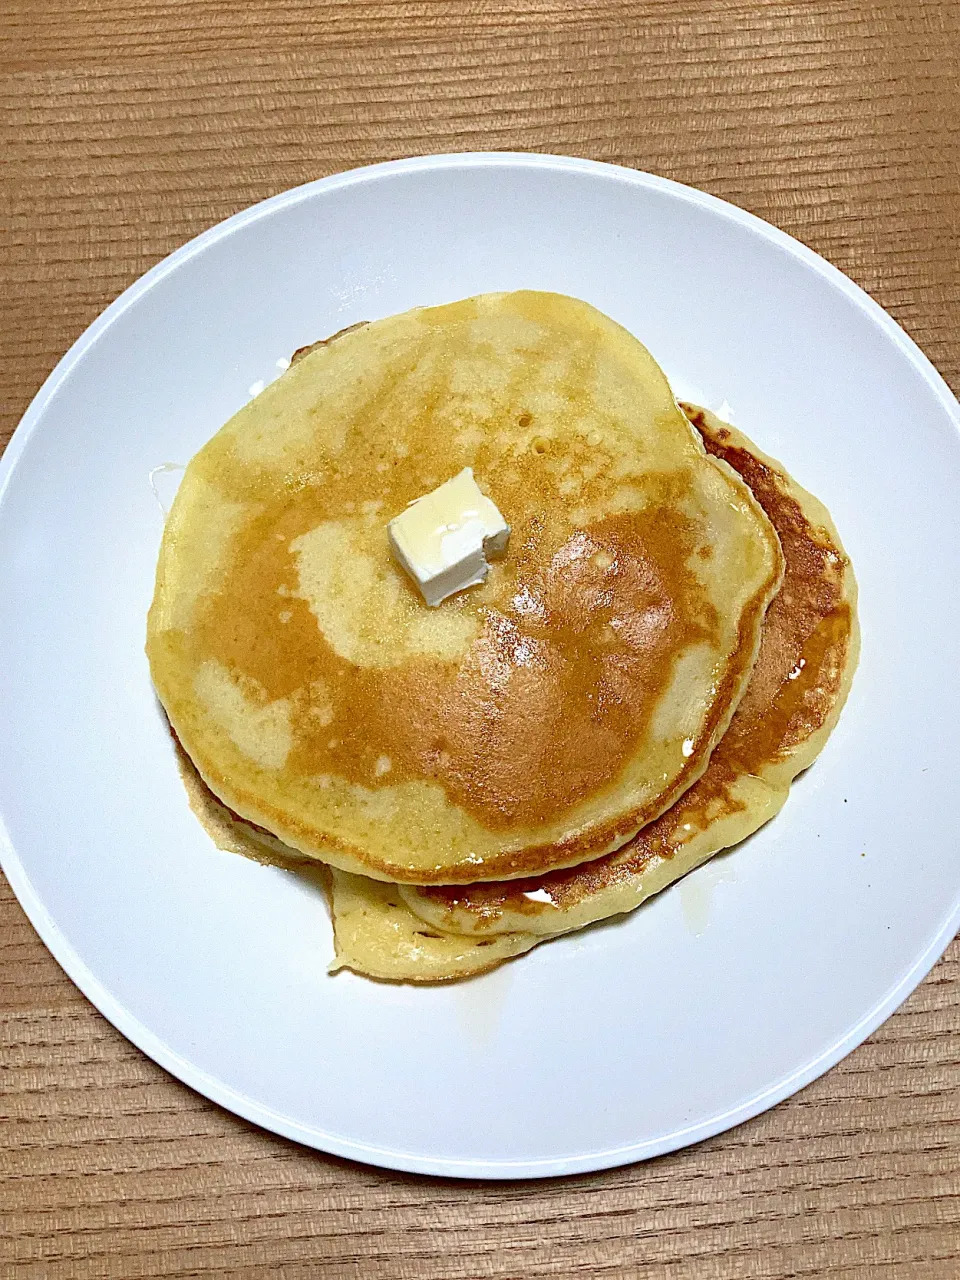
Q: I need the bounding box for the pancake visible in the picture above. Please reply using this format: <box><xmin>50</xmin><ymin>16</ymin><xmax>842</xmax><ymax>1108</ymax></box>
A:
<box><xmin>148</xmin><ymin>293</ymin><xmax>783</xmax><ymax>884</ymax></box>
<box><xmin>398</xmin><ymin>406</ymin><xmax>859</xmax><ymax>945</ymax></box>
<box><xmin>326</xmin><ymin>870</ymin><xmax>539</xmax><ymax>982</ymax></box>
<box><xmin>171</xmin><ymin>407</ymin><xmax>857</xmax><ymax>983</ymax></box>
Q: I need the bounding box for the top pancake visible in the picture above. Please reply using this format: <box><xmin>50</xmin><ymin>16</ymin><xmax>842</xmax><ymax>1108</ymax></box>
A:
<box><xmin>147</xmin><ymin>291</ymin><xmax>783</xmax><ymax>883</ymax></box>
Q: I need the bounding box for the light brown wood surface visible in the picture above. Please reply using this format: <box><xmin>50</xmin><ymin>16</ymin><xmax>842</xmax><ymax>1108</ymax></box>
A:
<box><xmin>2</xmin><ymin>2</ymin><xmax>959</xmax><ymax>1276</ymax></box>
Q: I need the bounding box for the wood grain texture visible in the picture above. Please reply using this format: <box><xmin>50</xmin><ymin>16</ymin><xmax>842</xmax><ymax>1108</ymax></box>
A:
<box><xmin>1</xmin><ymin>1</ymin><xmax>958</xmax><ymax>1275</ymax></box>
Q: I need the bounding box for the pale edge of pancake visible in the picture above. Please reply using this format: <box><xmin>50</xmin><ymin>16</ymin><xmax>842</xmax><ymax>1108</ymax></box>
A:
<box><xmin>173</xmin><ymin>407</ymin><xmax>858</xmax><ymax>984</ymax></box>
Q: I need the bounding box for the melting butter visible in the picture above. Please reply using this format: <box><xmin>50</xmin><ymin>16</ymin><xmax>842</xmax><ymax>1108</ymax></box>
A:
<box><xmin>387</xmin><ymin>467</ymin><xmax>510</xmax><ymax>606</ymax></box>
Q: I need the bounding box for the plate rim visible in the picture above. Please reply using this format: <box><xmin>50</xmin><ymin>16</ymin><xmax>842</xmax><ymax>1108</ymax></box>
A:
<box><xmin>1</xmin><ymin>151</ymin><xmax>959</xmax><ymax>1179</ymax></box>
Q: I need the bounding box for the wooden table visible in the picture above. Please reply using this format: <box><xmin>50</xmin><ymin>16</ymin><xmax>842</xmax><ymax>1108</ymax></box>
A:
<box><xmin>2</xmin><ymin>2</ymin><xmax>958</xmax><ymax>1275</ymax></box>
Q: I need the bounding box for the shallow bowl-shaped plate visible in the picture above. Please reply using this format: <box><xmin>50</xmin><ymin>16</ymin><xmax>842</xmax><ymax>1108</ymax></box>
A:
<box><xmin>1</xmin><ymin>153</ymin><xmax>958</xmax><ymax>1178</ymax></box>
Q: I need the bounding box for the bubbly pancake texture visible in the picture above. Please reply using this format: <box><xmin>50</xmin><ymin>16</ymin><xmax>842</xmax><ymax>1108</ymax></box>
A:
<box><xmin>399</xmin><ymin>407</ymin><xmax>859</xmax><ymax>947</ymax></box>
<box><xmin>148</xmin><ymin>294</ymin><xmax>783</xmax><ymax>884</ymax></box>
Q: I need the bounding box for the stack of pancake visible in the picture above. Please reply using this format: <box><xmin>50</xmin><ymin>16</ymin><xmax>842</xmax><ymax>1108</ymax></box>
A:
<box><xmin>147</xmin><ymin>292</ymin><xmax>858</xmax><ymax>982</ymax></box>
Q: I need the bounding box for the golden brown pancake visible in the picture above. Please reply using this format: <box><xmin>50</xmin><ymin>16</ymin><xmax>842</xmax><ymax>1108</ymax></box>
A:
<box><xmin>399</xmin><ymin>406</ymin><xmax>859</xmax><ymax>944</ymax></box>
<box><xmin>148</xmin><ymin>294</ymin><xmax>783</xmax><ymax>884</ymax></box>
<box><xmin>172</xmin><ymin>407</ymin><xmax>857</xmax><ymax>983</ymax></box>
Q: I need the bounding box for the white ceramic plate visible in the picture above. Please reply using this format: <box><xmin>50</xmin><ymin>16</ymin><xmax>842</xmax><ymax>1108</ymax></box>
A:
<box><xmin>2</xmin><ymin>154</ymin><xmax>958</xmax><ymax>1179</ymax></box>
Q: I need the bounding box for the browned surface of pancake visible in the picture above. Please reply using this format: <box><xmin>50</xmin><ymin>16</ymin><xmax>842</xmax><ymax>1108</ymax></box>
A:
<box><xmin>189</xmin><ymin>495</ymin><xmax>723</xmax><ymax>833</ymax></box>
<box><xmin>412</xmin><ymin>404</ymin><xmax>855</xmax><ymax>921</ymax></box>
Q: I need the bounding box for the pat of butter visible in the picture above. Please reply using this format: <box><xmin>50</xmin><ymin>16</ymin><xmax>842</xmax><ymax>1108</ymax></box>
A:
<box><xmin>388</xmin><ymin>468</ymin><xmax>510</xmax><ymax>606</ymax></box>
